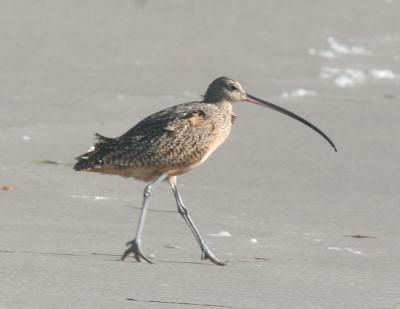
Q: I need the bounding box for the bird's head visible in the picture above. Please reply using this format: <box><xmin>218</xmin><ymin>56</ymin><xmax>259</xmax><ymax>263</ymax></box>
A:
<box><xmin>204</xmin><ymin>77</ymin><xmax>247</xmax><ymax>103</ymax></box>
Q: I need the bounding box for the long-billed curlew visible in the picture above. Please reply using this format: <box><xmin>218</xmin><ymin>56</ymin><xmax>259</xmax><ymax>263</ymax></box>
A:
<box><xmin>74</xmin><ymin>77</ymin><xmax>336</xmax><ymax>266</ymax></box>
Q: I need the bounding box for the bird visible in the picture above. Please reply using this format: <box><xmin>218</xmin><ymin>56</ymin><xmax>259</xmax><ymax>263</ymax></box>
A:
<box><xmin>74</xmin><ymin>76</ymin><xmax>336</xmax><ymax>266</ymax></box>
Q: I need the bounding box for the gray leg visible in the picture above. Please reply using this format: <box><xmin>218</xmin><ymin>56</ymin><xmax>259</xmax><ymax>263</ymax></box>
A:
<box><xmin>121</xmin><ymin>173</ymin><xmax>167</xmax><ymax>263</ymax></box>
<box><xmin>169</xmin><ymin>176</ymin><xmax>226</xmax><ymax>266</ymax></box>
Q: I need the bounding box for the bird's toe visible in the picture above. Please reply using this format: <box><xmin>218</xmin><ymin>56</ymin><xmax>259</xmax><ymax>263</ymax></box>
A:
<box><xmin>121</xmin><ymin>239</ymin><xmax>154</xmax><ymax>264</ymax></box>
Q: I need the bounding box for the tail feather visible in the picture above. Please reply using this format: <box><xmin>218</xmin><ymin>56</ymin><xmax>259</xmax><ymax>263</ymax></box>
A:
<box><xmin>74</xmin><ymin>133</ymin><xmax>118</xmax><ymax>171</ymax></box>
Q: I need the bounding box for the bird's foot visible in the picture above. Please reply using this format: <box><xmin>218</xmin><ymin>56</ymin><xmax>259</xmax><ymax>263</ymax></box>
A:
<box><xmin>201</xmin><ymin>248</ymin><xmax>227</xmax><ymax>266</ymax></box>
<box><xmin>120</xmin><ymin>239</ymin><xmax>153</xmax><ymax>264</ymax></box>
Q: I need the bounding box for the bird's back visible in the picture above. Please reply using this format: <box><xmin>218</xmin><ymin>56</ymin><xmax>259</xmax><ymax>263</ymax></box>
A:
<box><xmin>74</xmin><ymin>101</ymin><xmax>234</xmax><ymax>182</ymax></box>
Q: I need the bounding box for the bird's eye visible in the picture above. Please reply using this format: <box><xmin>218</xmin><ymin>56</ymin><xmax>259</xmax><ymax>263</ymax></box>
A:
<box><xmin>228</xmin><ymin>84</ymin><xmax>238</xmax><ymax>91</ymax></box>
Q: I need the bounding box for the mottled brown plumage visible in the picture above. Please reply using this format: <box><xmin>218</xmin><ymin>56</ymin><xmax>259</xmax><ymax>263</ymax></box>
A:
<box><xmin>75</xmin><ymin>100</ymin><xmax>234</xmax><ymax>182</ymax></box>
<box><xmin>74</xmin><ymin>77</ymin><xmax>336</xmax><ymax>266</ymax></box>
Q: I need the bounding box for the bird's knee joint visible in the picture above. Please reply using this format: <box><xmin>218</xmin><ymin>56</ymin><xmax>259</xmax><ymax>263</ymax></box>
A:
<box><xmin>144</xmin><ymin>185</ymin><xmax>152</xmax><ymax>198</ymax></box>
<box><xmin>178</xmin><ymin>206</ymin><xmax>189</xmax><ymax>216</ymax></box>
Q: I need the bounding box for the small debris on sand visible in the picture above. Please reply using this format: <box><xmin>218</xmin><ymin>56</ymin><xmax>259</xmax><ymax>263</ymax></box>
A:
<box><xmin>32</xmin><ymin>160</ymin><xmax>63</xmax><ymax>165</ymax></box>
<box><xmin>164</xmin><ymin>244</ymin><xmax>184</xmax><ymax>249</ymax></box>
<box><xmin>254</xmin><ymin>257</ymin><xmax>270</xmax><ymax>261</ymax></box>
<box><xmin>1</xmin><ymin>185</ymin><xmax>13</xmax><ymax>191</ymax></box>
<box><xmin>344</xmin><ymin>235</ymin><xmax>376</xmax><ymax>239</ymax></box>
<box><xmin>209</xmin><ymin>231</ymin><xmax>231</xmax><ymax>237</ymax></box>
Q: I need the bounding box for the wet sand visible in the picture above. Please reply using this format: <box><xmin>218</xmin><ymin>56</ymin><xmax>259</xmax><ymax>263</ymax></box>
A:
<box><xmin>1</xmin><ymin>1</ymin><xmax>399</xmax><ymax>308</ymax></box>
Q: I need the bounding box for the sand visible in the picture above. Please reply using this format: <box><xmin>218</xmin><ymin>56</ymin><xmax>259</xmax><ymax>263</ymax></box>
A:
<box><xmin>1</xmin><ymin>1</ymin><xmax>399</xmax><ymax>308</ymax></box>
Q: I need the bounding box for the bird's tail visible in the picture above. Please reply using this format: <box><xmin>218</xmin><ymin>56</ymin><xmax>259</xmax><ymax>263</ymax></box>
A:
<box><xmin>73</xmin><ymin>133</ymin><xmax>117</xmax><ymax>171</ymax></box>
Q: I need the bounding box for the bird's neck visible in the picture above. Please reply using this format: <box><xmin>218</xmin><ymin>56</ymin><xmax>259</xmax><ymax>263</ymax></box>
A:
<box><xmin>214</xmin><ymin>100</ymin><xmax>233</xmax><ymax>113</ymax></box>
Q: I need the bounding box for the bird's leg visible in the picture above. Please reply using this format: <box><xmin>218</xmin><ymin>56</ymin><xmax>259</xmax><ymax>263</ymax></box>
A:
<box><xmin>169</xmin><ymin>176</ymin><xmax>226</xmax><ymax>266</ymax></box>
<box><xmin>121</xmin><ymin>173</ymin><xmax>167</xmax><ymax>263</ymax></box>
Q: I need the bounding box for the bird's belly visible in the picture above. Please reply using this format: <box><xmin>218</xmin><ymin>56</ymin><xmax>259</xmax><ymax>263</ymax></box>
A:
<box><xmin>162</xmin><ymin>122</ymin><xmax>232</xmax><ymax>176</ymax></box>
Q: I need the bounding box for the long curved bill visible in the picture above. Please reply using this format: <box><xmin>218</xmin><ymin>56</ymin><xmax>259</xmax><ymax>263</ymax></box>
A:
<box><xmin>245</xmin><ymin>94</ymin><xmax>337</xmax><ymax>152</ymax></box>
